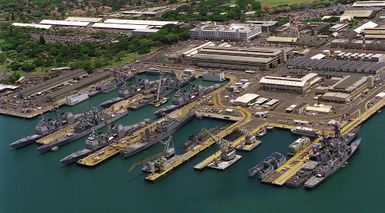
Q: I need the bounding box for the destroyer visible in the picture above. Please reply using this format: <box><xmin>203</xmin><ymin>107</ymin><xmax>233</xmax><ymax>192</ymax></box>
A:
<box><xmin>60</xmin><ymin>119</ymin><xmax>150</xmax><ymax>166</ymax></box>
<box><xmin>38</xmin><ymin>107</ymin><xmax>128</xmax><ymax>153</ymax></box>
<box><xmin>10</xmin><ymin>112</ymin><xmax>79</xmax><ymax>149</ymax></box>
<box><xmin>120</xmin><ymin>113</ymin><xmax>194</xmax><ymax>158</ymax></box>
<box><xmin>287</xmin><ymin>126</ymin><xmax>360</xmax><ymax>188</ymax></box>
<box><xmin>304</xmin><ymin>138</ymin><xmax>361</xmax><ymax>189</ymax></box>
<box><xmin>154</xmin><ymin>84</ymin><xmax>220</xmax><ymax>116</ymax></box>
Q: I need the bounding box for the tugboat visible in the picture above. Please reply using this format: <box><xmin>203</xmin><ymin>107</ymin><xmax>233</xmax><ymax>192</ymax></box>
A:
<box><xmin>10</xmin><ymin>111</ymin><xmax>79</xmax><ymax>149</ymax></box>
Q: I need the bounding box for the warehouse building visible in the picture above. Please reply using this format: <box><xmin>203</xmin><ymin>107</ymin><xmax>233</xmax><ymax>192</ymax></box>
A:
<box><xmin>335</xmin><ymin>51</ymin><xmax>385</xmax><ymax>62</ymax></box>
<box><xmin>190</xmin><ymin>23</ymin><xmax>262</xmax><ymax>42</ymax></box>
<box><xmin>330</xmin><ymin>39</ymin><xmax>385</xmax><ymax>51</ymax></box>
<box><xmin>202</xmin><ymin>72</ymin><xmax>225</xmax><ymax>82</ymax></box>
<box><xmin>191</xmin><ymin>46</ymin><xmax>293</xmax><ymax>71</ymax></box>
<box><xmin>353</xmin><ymin>1</ymin><xmax>385</xmax><ymax>8</ymax></box>
<box><xmin>363</xmin><ymin>28</ymin><xmax>385</xmax><ymax>39</ymax></box>
<box><xmin>65</xmin><ymin>17</ymin><xmax>102</xmax><ymax>22</ymax></box>
<box><xmin>340</xmin><ymin>9</ymin><xmax>376</xmax><ymax>21</ymax></box>
<box><xmin>287</xmin><ymin>58</ymin><xmax>385</xmax><ymax>76</ymax></box>
<box><xmin>39</xmin><ymin>19</ymin><xmax>90</xmax><ymax>27</ymax></box>
<box><xmin>259</xmin><ymin>73</ymin><xmax>321</xmax><ymax>94</ymax></box>
<box><xmin>12</xmin><ymin>23</ymin><xmax>52</xmax><ymax>29</ymax></box>
<box><xmin>233</xmin><ymin>93</ymin><xmax>260</xmax><ymax>106</ymax></box>
<box><xmin>245</xmin><ymin>20</ymin><xmax>278</xmax><ymax>32</ymax></box>
<box><xmin>103</xmin><ymin>19</ymin><xmax>179</xmax><ymax>28</ymax></box>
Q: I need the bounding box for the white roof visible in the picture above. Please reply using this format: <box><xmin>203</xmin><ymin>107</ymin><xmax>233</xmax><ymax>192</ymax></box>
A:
<box><xmin>92</xmin><ymin>23</ymin><xmax>149</xmax><ymax>30</ymax></box>
<box><xmin>354</xmin><ymin>21</ymin><xmax>378</xmax><ymax>34</ymax></box>
<box><xmin>65</xmin><ymin>17</ymin><xmax>102</xmax><ymax>22</ymax></box>
<box><xmin>0</xmin><ymin>84</ymin><xmax>18</xmax><ymax>91</ymax></box>
<box><xmin>133</xmin><ymin>29</ymin><xmax>159</xmax><ymax>33</ymax></box>
<box><xmin>260</xmin><ymin>73</ymin><xmax>318</xmax><ymax>88</ymax></box>
<box><xmin>104</xmin><ymin>19</ymin><xmax>178</xmax><ymax>26</ymax></box>
<box><xmin>12</xmin><ymin>23</ymin><xmax>52</xmax><ymax>29</ymax></box>
<box><xmin>353</xmin><ymin>1</ymin><xmax>385</xmax><ymax>7</ymax></box>
<box><xmin>40</xmin><ymin>20</ymin><xmax>90</xmax><ymax>27</ymax></box>
<box><xmin>234</xmin><ymin>93</ymin><xmax>259</xmax><ymax>104</ymax></box>
<box><xmin>311</xmin><ymin>53</ymin><xmax>326</xmax><ymax>60</ymax></box>
<box><xmin>376</xmin><ymin>92</ymin><xmax>385</xmax><ymax>98</ymax></box>
<box><xmin>306</xmin><ymin>104</ymin><xmax>332</xmax><ymax>113</ymax></box>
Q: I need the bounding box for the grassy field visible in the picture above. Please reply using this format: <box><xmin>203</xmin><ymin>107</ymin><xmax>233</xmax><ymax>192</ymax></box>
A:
<box><xmin>258</xmin><ymin>0</ymin><xmax>317</xmax><ymax>7</ymax></box>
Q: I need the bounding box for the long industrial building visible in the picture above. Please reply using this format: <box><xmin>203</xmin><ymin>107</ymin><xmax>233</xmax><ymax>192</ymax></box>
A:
<box><xmin>190</xmin><ymin>23</ymin><xmax>262</xmax><ymax>42</ymax></box>
<box><xmin>191</xmin><ymin>46</ymin><xmax>293</xmax><ymax>71</ymax></box>
<box><xmin>287</xmin><ymin>58</ymin><xmax>385</xmax><ymax>76</ymax></box>
<box><xmin>259</xmin><ymin>73</ymin><xmax>320</xmax><ymax>94</ymax></box>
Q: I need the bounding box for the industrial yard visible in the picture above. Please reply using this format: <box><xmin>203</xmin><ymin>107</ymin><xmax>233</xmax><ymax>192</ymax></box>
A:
<box><xmin>1</xmin><ymin>0</ymin><xmax>385</xmax><ymax>213</ymax></box>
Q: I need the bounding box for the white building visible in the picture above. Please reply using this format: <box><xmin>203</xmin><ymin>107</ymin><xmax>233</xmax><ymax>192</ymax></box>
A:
<box><xmin>202</xmin><ymin>72</ymin><xmax>225</xmax><ymax>82</ymax></box>
<box><xmin>190</xmin><ymin>23</ymin><xmax>262</xmax><ymax>42</ymax></box>
<box><xmin>233</xmin><ymin>93</ymin><xmax>260</xmax><ymax>106</ymax></box>
<box><xmin>259</xmin><ymin>73</ymin><xmax>320</xmax><ymax>94</ymax></box>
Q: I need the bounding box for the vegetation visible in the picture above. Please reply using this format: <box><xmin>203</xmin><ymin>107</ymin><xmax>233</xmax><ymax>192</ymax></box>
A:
<box><xmin>161</xmin><ymin>0</ymin><xmax>262</xmax><ymax>22</ymax></box>
<box><xmin>0</xmin><ymin>24</ymin><xmax>190</xmax><ymax>82</ymax></box>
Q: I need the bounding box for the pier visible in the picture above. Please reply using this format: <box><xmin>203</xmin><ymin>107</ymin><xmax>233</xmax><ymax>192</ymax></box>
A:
<box><xmin>262</xmin><ymin>98</ymin><xmax>385</xmax><ymax>186</ymax></box>
<box><xmin>145</xmin><ymin>108</ymin><xmax>251</xmax><ymax>182</ymax></box>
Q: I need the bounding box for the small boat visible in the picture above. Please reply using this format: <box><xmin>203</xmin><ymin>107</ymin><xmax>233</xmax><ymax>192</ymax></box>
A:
<box><xmin>256</xmin><ymin>128</ymin><xmax>267</xmax><ymax>137</ymax></box>
<box><xmin>153</xmin><ymin>97</ymin><xmax>169</xmax><ymax>108</ymax></box>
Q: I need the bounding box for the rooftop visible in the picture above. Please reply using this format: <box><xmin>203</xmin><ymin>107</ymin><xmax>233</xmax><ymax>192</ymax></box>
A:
<box><xmin>40</xmin><ymin>19</ymin><xmax>90</xmax><ymax>27</ymax></box>
<box><xmin>12</xmin><ymin>23</ymin><xmax>52</xmax><ymax>29</ymax></box>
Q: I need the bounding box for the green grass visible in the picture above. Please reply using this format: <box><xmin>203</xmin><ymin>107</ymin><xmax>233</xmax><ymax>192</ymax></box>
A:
<box><xmin>110</xmin><ymin>52</ymin><xmax>143</xmax><ymax>66</ymax></box>
<box><xmin>258</xmin><ymin>0</ymin><xmax>319</xmax><ymax>7</ymax></box>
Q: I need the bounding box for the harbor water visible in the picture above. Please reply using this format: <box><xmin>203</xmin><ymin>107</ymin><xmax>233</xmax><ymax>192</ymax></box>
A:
<box><xmin>1</xmin><ymin>75</ymin><xmax>384</xmax><ymax>213</ymax></box>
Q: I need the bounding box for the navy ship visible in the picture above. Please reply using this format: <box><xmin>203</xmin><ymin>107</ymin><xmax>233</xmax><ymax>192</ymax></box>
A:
<box><xmin>154</xmin><ymin>84</ymin><xmax>220</xmax><ymax>116</ymax></box>
<box><xmin>37</xmin><ymin>107</ymin><xmax>128</xmax><ymax>153</ymax></box>
<box><xmin>9</xmin><ymin>112</ymin><xmax>79</xmax><ymax>149</ymax></box>
<box><xmin>286</xmin><ymin>127</ymin><xmax>360</xmax><ymax>188</ymax></box>
<box><xmin>142</xmin><ymin>136</ymin><xmax>178</xmax><ymax>173</ymax></box>
<box><xmin>120</xmin><ymin>113</ymin><xmax>194</xmax><ymax>158</ymax></box>
<box><xmin>60</xmin><ymin>119</ymin><xmax>150</xmax><ymax>166</ymax></box>
<box><xmin>248</xmin><ymin>152</ymin><xmax>286</xmax><ymax>180</ymax></box>
<box><xmin>96</xmin><ymin>73</ymin><xmax>133</xmax><ymax>94</ymax></box>
<box><xmin>304</xmin><ymin>138</ymin><xmax>361</xmax><ymax>189</ymax></box>
<box><xmin>100</xmin><ymin>79</ymin><xmax>152</xmax><ymax>108</ymax></box>
<box><xmin>184</xmin><ymin>127</ymin><xmax>221</xmax><ymax>152</ymax></box>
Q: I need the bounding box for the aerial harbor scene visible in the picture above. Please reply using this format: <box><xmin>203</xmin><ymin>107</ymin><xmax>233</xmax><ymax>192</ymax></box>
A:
<box><xmin>0</xmin><ymin>0</ymin><xmax>384</xmax><ymax>212</ymax></box>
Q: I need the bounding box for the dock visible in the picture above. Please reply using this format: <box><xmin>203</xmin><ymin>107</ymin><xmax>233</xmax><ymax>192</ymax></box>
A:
<box><xmin>262</xmin><ymin>98</ymin><xmax>385</xmax><ymax>186</ymax></box>
<box><xmin>193</xmin><ymin>122</ymin><xmax>265</xmax><ymax>170</ymax></box>
<box><xmin>195</xmin><ymin>111</ymin><xmax>242</xmax><ymax>121</ymax></box>
<box><xmin>145</xmin><ymin>108</ymin><xmax>250</xmax><ymax>182</ymax></box>
<box><xmin>235</xmin><ymin>139</ymin><xmax>261</xmax><ymax>151</ymax></box>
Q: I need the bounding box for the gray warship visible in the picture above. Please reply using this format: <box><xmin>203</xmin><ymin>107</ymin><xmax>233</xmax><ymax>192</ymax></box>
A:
<box><xmin>248</xmin><ymin>152</ymin><xmax>286</xmax><ymax>180</ymax></box>
<box><xmin>184</xmin><ymin>127</ymin><xmax>222</xmax><ymax>152</ymax></box>
<box><xmin>128</xmin><ymin>77</ymin><xmax>190</xmax><ymax>110</ymax></box>
<box><xmin>60</xmin><ymin>119</ymin><xmax>150</xmax><ymax>166</ymax></box>
<box><xmin>154</xmin><ymin>84</ymin><xmax>220</xmax><ymax>116</ymax></box>
<box><xmin>10</xmin><ymin>112</ymin><xmax>79</xmax><ymax>149</ymax></box>
<box><xmin>37</xmin><ymin>107</ymin><xmax>128</xmax><ymax>153</ymax></box>
<box><xmin>286</xmin><ymin>127</ymin><xmax>360</xmax><ymax>188</ymax></box>
<box><xmin>142</xmin><ymin>136</ymin><xmax>178</xmax><ymax>173</ymax></box>
<box><xmin>100</xmin><ymin>79</ymin><xmax>152</xmax><ymax>108</ymax></box>
<box><xmin>120</xmin><ymin>113</ymin><xmax>194</xmax><ymax>158</ymax></box>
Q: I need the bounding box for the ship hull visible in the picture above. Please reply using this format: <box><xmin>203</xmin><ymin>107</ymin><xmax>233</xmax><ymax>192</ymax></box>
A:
<box><xmin>304</xmin><ymin>139</ymin><xmax>361</xmax><ymax>190</ymax></box>
<box><xmin>121</xmin><ymin>114</ymin><xmax>193</xmax><ymax>158</ymax></box>
<box><xmin>38</xmin><ymin>110</ymin><xmax>128</xmax><ymax>154</ymax></box>
<box><xmin>10</xmin><ymin>134</ymin><xmax>43</xmax><ymax>149</ymax></box>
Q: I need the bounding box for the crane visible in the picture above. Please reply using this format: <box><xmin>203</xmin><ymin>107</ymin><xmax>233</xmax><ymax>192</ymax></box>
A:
<box><xmin>205</xmin><ymin>129</ymin><xmax>235</xmax><ymax>162</ymax></box>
